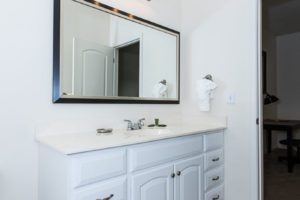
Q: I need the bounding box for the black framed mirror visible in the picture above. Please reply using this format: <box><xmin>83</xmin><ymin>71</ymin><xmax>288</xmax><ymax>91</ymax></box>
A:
<box><xmin>53</xmin><ymin>0</ymin><xmax>180</xmax><ymax>104</ymax></box>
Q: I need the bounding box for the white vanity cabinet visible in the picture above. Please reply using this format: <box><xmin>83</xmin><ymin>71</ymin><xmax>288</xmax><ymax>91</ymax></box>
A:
<box><xmin>38</xmin><ymin>131</ymin><xmax>224</xmax><ymax>200</ymax></box>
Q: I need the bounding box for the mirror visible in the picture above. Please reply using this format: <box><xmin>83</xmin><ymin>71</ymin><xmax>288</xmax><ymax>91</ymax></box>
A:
<box><xmin>53</xmin><ymin>0</ymin><xmax>180</xmax><ymax>103</ymax></box>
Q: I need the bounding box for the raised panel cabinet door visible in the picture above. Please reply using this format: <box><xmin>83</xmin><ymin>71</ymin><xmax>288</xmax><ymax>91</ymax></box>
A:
<box><xmin>131</xmin><ymin>164</ymin><xmax>174</xmax><ymax>200</ymax></box>
<box><xmin>174</xmin><ymin>156</ymin><xmax>203</xmax><ymax>200</ymax></box>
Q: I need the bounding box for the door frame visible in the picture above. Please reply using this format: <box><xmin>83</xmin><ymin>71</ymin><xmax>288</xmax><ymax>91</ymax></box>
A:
<box><xmin>257</xmin><ymin>0</ymin><xmax>264</xmax><ymax>200</ymax></box>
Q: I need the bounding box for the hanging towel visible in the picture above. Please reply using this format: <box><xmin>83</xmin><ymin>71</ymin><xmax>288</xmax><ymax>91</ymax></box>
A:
<box><xmin>152</xmin><ymin>83</ymin><xmax>168</xmax><ymax>98</ymax></box>
<box><xmin>196</xmin><ymin>79</ymin><xmax>217</xmax><ymax>111</ymax></box>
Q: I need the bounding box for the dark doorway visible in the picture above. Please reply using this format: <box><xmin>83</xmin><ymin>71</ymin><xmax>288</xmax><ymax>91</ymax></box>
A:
<box><xmin>117</xmin><ymin>42</ymin><xmax>140</xmax><ymax>97</ymax></box>
<box><xmin>262</xmin><ymin>0</ymin><xmax>300</xmax><ymax>199</ymax></box>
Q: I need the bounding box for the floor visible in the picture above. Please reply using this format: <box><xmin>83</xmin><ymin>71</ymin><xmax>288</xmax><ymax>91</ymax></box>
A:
<box><xmin>264</xmin><ymin>149</ymin><xmax>300</xmax><ymax>200</ymax></box>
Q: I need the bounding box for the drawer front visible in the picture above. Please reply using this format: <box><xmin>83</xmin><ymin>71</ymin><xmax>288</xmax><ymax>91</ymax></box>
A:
<box><xmin>205</xmin><ymin>185</ymin><xmax>224</xmax><ymax>200</ymax></box>
<box><xmin>204</xmin><ymin>132</ymin><xmax>224</xmax><ymax>152</ymax></box>
<box><xmin>128</xmin><ymin>135</ymin><xmax>203</xmax><ymax>172</ymax></box>
<box><xmin>72</xmin><ymin>177</ymin><xmax>127</xmax><ymax>200</ymax></box>
<box><xmin>205</xmin><ymin>149</ymin><xmax>224</xmax><ymax>171</ymax></box>
<box><xmin>71</xmin><ymin>149</ymin><xmax>127</xmax><ymax>188</ymax></box>
<box><xmin>205</xmin><ymin>166</ymin><xmax>224</xmax><ymax>191</ymax></box>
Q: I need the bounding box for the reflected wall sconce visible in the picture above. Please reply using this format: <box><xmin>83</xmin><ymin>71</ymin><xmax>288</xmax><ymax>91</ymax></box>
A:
<box><xmin>264</xmin><ymin>93</ymin><xmax>279</xmax><ymax>105</ymax></box>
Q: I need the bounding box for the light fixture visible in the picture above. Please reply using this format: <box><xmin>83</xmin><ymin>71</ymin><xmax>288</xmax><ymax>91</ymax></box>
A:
<box><xmin>264</xmin><ymin>93</ymin><xmax>279</xmax><ymax>105</ymax></box>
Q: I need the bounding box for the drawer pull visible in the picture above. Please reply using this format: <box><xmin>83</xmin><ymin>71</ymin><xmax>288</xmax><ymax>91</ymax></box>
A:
<box><xmin>212</xmin><ymin>195</ymin><xmax>220</xmax><ymax>200</ymax></box>
<box><xmin>97</xmin><ymin>194</ymin><xmax>114</xmax><ymax>200</ymax></box>
<box><xmin>212</xmin><ymin>176</ymin><xmax>220</xmax><ymax>181</ymax></box>
<box><xmin>171</xmin><ymin>173</ymin><xmax>176</xmax><ymax>178</ymax></box>
<box><xmin>177</xmin><ymin>171</ymin><xmax>181</xmax><ymax>176</ymax></box>
<box><xmin>212</xmin><ymin>158</ymin><xmax>220</xmax><ymax>162</ymax></box>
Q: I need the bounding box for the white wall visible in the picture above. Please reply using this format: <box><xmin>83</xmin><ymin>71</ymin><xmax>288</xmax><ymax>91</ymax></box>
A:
<box><xmin>275</xmin><ymin>32</ymin><xmax>300</xmax><ymax>145</ymax></box>
<box><xmin>0</xmin><ymin>1</ymin><xmax>181</xmax><ymax>200</ymax></box>
<box><xmin>181</xmin><ymin>0</ymin><xmax>259</xmax><ymax>200</ymax></box>
<box><xmin>0</xmin><ymin>0</ymin><xmax>260</xmax><ymax>200</ymax></box>
<box><xmin>268</xmin><ymin>0</ymin><xmax>300</xmax><ymax>36</ymax></box>
<box><xmin>277</xmin><ymin>32</ymin><xmax>300</xmax><ymax>119</ymax></box>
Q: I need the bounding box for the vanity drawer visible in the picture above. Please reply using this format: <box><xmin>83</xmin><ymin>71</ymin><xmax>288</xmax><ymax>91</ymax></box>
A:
<box><xmin>205</xmin><ymin>166</ymin><xmax>224</xmax><ymax>191</ymax></box>
<box><xmin>71</xmin><ymin>149</ymin><xmax>127</xmax><ymax>188</ymax></box>
<box><xmin>205</xmin><ymin>149</ymin><xmax>224</xmax><ymax>171</ymax></box>
<box><xmin>72</xmin><ymin>177</ymin><xmax>127</xmax><ymax>200</ymax></box>
<box><xmin>128</xmin><ymin>135</ymin><xmax>203</xmax><ymax>172</ymax></box>
<box><xmin>204</xmin><ymin>132</ymin><xmax>224</xmax><ymax>152</ymax></box>
<box><xmin>205</xmin><ymin>185</ymin><xmax>224</xmax><ymax>200</ymax></box>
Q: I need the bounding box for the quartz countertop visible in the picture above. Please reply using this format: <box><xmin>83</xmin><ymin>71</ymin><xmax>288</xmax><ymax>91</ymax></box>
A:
<box><xmin>36</xmin><ymin>123</ymin><xmax>226</xmax><ymax>155</ymax></box>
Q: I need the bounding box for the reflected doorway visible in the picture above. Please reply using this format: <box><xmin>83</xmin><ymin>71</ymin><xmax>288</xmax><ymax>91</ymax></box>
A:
<box><xmin>115</xmin><ymin>41</ymin><xmax>140</xmax><ymax>97</ymax></box>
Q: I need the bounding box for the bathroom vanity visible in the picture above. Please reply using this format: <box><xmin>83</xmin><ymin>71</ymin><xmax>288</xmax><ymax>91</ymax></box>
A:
<box><xmin>39</xmin><ymin>0</ymin><xmax>228</xmax><ymax>199</ymax></box>
<box><xmin>37</xmin><ymin>126</ymin><xmax>225</xmax><ymax>200</ymax></box>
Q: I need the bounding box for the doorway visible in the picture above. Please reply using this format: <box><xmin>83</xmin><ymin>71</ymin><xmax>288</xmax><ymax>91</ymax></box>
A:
<box><xmin>261</xmin><ymin>0</ymin><xmax>300</xmax><ymax>199</ymax></box>
<box><xmin>114</xmin><ymin>41</ymin><xmax>140</xmax><ymax>97</ymax></box>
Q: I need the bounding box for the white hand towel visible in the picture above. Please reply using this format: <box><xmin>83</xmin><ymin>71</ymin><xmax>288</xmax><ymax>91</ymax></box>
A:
<box><xmin>152</xmin><ymin>83</ymin><xmax>168</xmax><ymax>98</ymax></box>
<box><xmin>196</xmin><ymin>79</ymin><xmax>217</xmax><ymax>111</ymax></box>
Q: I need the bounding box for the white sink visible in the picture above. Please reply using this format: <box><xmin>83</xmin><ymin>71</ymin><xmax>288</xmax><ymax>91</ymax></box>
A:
<box><xmin>125</xmin><ymin>128</ymin><xmax>172</xmax><ymax>136</ymax></box>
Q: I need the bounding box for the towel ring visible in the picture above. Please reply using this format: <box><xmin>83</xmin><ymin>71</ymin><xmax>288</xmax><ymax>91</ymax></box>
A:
<box><xmin>160</xmin><ymin>80</ymin><xmax>167</xmax><ymax>85</ymax></box>
<box><xmin>204</xmin><ymin>74</ymin><xmax>213</xmax><ymax>81</ymax></box>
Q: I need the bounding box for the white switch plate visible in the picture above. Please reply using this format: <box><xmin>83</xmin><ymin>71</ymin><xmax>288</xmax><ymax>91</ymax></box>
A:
<box><xmin>226</xmin><ymin>93</ymin><xmax>236</xmax><ymax>104</ymax></box>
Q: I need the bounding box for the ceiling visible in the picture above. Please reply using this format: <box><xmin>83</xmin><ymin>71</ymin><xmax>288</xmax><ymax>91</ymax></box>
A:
<box><xmin>263</xmin><ymin>0</ymin><xmax>300</xmax><ymax>36</ymax></box>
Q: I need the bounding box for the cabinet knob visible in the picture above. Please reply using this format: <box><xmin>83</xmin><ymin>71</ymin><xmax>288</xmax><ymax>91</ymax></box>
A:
<box><xmin>212</xmin><ymin>195</ymin><xmax>220</xmax><ymax>200</ymax></box>
<box><xmin>96</xmin><ymin>194</ymin><xmax>114</xmax><ymax>200</ymax></box>
<box><xmin>177</xmin><ymin>171</ymin><xmax>181</xmax><ymax>176</ymax></box>
<box><xmin>171</xmin><ymin>173</ymin><xmax>176</xmax><ymax>178</ymax></box>
<box><xmin>212</xmin><ymin>176</ymin><xmax>220</xmax><ymax>181</ymax></box>
<box><xmin>212</xmin><ymin>157</ymin><xmax>220</xmax><ymax>162</ymax></box>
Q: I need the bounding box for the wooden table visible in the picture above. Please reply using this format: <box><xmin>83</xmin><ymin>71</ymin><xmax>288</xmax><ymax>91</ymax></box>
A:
<box><xmin>264</xmin><ymin>119</ymin><xmax>300</xmax><ymax>173</ymax></box>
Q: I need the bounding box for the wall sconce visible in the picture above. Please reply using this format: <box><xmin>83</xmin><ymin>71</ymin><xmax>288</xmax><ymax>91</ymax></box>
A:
<box><xmin>264</xmin><ymin>93</ymin><xmax>279</xmax><ymax>105</ymax></box>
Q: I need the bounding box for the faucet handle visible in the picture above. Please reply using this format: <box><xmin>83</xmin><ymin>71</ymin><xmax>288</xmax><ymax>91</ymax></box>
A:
<box><xmin>124</xmin><ymin>120</ymin><xmax>133</xmax><ymax>130</ymax></box>
<box><xmin>138</xmin><ymin>118</ymin><xmax>146</xmax><ymax>127</ymax></box>
<box><xmin>138</xmin><ymin>118</ymin><xmax>146</xmax><ymax>122</ymax></box>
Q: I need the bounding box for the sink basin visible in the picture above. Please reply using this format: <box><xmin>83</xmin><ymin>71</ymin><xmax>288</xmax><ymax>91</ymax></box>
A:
<box><xmin>126</xmin><ymin>128</ymin><xmax>172</xmax><ymax>136</ymax></box>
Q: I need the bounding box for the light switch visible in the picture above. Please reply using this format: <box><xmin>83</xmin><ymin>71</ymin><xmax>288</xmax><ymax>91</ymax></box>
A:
<box><xmin>226</xmin><ymin>93</ymin><xmax>236</xmax><ymax>104</ymax></box>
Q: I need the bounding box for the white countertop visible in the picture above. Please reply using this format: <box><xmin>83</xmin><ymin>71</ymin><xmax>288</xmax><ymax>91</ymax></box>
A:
<box><xmin>36</xmin><ymin>123</ymin><xmax>226</xmax><ymax>155</ymax></box>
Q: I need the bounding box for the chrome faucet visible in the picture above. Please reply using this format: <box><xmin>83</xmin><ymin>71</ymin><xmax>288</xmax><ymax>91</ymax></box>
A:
<box><xmin>124</xmin><ymin>118</ymin><xmax>145</xmax><ymax>131</ymax></box>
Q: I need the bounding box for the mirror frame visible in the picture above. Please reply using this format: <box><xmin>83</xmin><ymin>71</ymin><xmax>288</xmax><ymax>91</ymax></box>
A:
<box><xmin>53</xmin><ymin>0</ymin><xmax>180</xmax><ymax>104</ymax></box>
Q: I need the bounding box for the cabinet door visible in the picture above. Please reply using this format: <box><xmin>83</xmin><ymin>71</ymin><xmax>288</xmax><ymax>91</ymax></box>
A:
<box><xmin>175</xmin><ymin>156</ymin><xmax>203</xmax><ymax>200</ymax></box>
<box><xmin>131</xmin><ymin>164</ymin><xmax>174</xmax><ymax>200</ymax></box>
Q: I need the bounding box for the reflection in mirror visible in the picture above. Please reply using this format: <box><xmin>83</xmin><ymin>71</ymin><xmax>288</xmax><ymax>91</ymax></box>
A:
<box><xmin>54</xmin><ymin>0</ymin><xmax>180</xmax><ymax>103</ymax></box>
